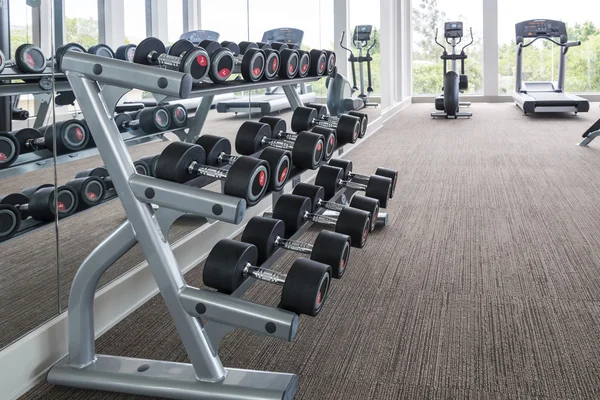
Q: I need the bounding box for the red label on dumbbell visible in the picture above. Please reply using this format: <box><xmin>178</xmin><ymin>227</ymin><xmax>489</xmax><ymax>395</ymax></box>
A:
<box><xmin>219</xmin><ymin>68</ymin><xmax>230</xmax><ymax>78</ymax></box>
<box><xmin>253</xmin><ymin>67</ymin><xmax>261</xmax><ymax>76</ymax></box>
<box><xmin>279</xmin><ymin>167</ymin><xmax>289</xmax><ymax>183</ymax></box>
<box><xmin>26</xmin><ymin>52</ymin><xmax>35</xmax><ymax>67</ymax></box>
<box><xmin>196</xmin><ymin>55</ymin><xmax>208</xmax><ymax>67</ymax></box>
<box><xmin>127</xmin><ymin>48</ymin><xmax>135</xmax><ymax>61</ymax></box>
<box><xmin>75</xmin><ymin>128</ymin><xmax>84</xmax><ymax>141</ymax></box>
<box><xmin>0</xmin><ymin>153</ymin><xmax>6</xmax><ymax>161</ymax></box>
<box><xmin>362</xmin><ymin>228</ymin><xmax>368</xmax><ymax>244</ymax></box>
<box><xmin>272</xmin><ymin>59</ymin><xmax>278</xmax><ymax>71</ymax></box>
<box><xmin>340</xmin><ymin>259</ymin><xmax>345</xmax><ymax>271</ymax></box>
<box><xmin>320</xmin><ymin>62</ymin><xmax>325</xmax><ymax>72</ymax></box>
<box><xmin>301</xmin><ymin>64</ymin><xmax>308</xmax><ymax>73</ymax></box>
<box><xmin>258</xmin><ymin>170</ymin><xmax>266</xmax><ymax>187</ymax></box>
<box><xmin>87</xmin><ymin>192</ymin><xmax>97</xmax><ymax>200</ymax></box>
<box><xmin>289</xmin><ymin>64</ymin><xmax>294</xmax><ymax>73</ymax></box>
<box><xmin>317</xmin><ymin>291</ymin><xmax>322</xmax><ymax>305</ymax></box>
<box><xmin>329</xmin><ymin>136</ymin><xmax>335</xmax><ymax>146</ymax></box>
<box><xmin>317</xmin><ymin>142</ymin><xmax>323</xmax><ymax>151</ymax></box>
<box><xmin>57</xmin><ymin>201</ymin><xmax>66</xmax><ymax>211</ymax></box>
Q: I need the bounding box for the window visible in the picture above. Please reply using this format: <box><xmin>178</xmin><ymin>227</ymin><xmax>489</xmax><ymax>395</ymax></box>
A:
<box><xmin>200</xmin><ymin>0</ymin><xmax>248</xmax><ymax>42</ymax></box>
<box><xmin>168</xmin><ymin>0</ymin><xmax>184</xmax><ymax>44</ymax></box>
<box><xmin>349</xmin><ymin>0</ymin><xmax>381</xmax><ymax>95</ymax></box>
<box><xmin>9</xmin><ymin>0</ymin><xmax>33</xmax><ymax>58</ymax></box>
<box><xmin>124</xmin><ymin>0</ymin><xmax>147</xmax><ymax>44</ymax></box>
<box><xmin>412</xmin><ymin>0</ymin><xmax>483</xmax><ymax>95</ymax></box>
<box><xmin>498</xmin><ymin>1</ymin><xmax>600</xmax><ymax>94</ymax></box>
<box><xmin>64</xmin><ymin>0</ymin><xmax>99</xmax><ymax>49</ymax></box>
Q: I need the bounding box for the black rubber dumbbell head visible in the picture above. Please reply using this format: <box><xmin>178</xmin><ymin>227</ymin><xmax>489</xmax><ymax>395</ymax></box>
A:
<box><xmin>262</xmin><ymin>49</ymin><xmax>280</xmax><ymax>80</ymax></box>
<box><xmin>311</xmin><ymin>230</ymin><xmax>351</xmax><ymax>279</ymax></box>
<box><xmin>165</xmin><ymin>104</ymin><xmax>188</xmax><ymax>129</ymax></box>
<box><xmin>156</xmin><ymin>141</ymin><xmax>206</xmax><ymax>183</ymax></box>
<box><xmin>14</xmin><ymin>128</ymin><xmax>42</xmax><ymax>154</ymax></box>
<box><xmin>168</xmin><ymin>39</ymin><xmax>195</xmax><ymax>57</ymax></box>
<box><xmin>328</xmin><ymin>159</ymin><xmax>353</xmax><ymax>180</ymax></box>
<box><xmin>21</xmin><ymin>183</ymin><xmax>54</xmax><ymax>199</ymax></box>
<box><xmin>0</xmin><ymin>49</ymin><xmax>6</xmax><ymax>74</ymax></box>
<box><xmin>66</xmin><ymin>176</ymin><xmax>106</xmax><ymax>210</ymax></box>
<box><xmin>235</xmin><ymin>121</ymin><xmax>272</xmax><ymax>155</ymax></box>
<box><xmin>220</xmin><ymin>41</ymin><xmax>240</xmax><ymax>55</ymax></box>
<box><xmin>241</xmin><ymin>48</ymin><xmax>266</xmax><ymax>82</ymax></box>
<box><xmin>139</xmin><ymin>107</ymin><xmax>171</xmax><ymax>133</ymax></box>
<box><xmin>207</xmin><ymin>47</ymin><xmax>234</xmax><ymax>82</ymax></box>
<box><xmin>278</xmin><ymin>48</ymin><xmax>299</xmax><ymax>79</ymax></box>
<box><xmin>305</xmin><ymin>102</ymin><xmax>328</xmax><ymax>118</ymax></box>
<box><xmin>364</xmin><ymin>175</ymin><xmax>392</xmax><ymax>208</ymax></box>
<box><xmin>259</xmin><ymin>116</ymin><xmax>286</xmax><ymax>137</ymax></box>
<box><xmin>133</xmin><ymin>37</ymin><xmax>166</xmax><ymax>65</ymax></box>
<box><xmin>375</xmin><ymin>167</ymin><xmax>398</xmax><ymax>198</ymax></box>
<box><xmin>0</xmin><ymin>192</ymin><xmax>30</xmax><ymax>219</ymax></box>
<box><xmin>15</xmin><ymin>43</ymin><xmax>47</xmax><ymax>73</ymax></box>
<box><xmin>349</xmin><ymin>195</ymin><xmax>379</xmax><ymax>232</ymax></box>
<box><xmin>291</xmin><ymin>106</ymin><xmax>317</xmax><ymax>133</ymax></box>
<box><xmin>272</xmin><ymin>194</ymin><xmax>311</xmax><ymax>237</ymax></box>
<box><xmin>297</xmin><ymin>50</ymin><xmax>310</xmax><ymax>78</ymax></box>
<box><xmin>241</xmin><ymin>216</ymin><xmax>285</xmax><ymax>264</ymax></box>
<box><xmin>325</xmin><ymin>50</ymin><xmax>336</xmax><ymax>75</ymax></box>
<box><xmin>179</xmin><ymin>47</ymin><xmax>210</xmax><ymax>81</ymax></box>
<box><xmin>115</xmin><ymin>44</ymin><xmax>137</xmax><ymax>62</ymax></box>
<box><xmin>310</xmin><ymin>126</ymin><xmax>336</xmax><ymax>161</ymax></box>
<box><xmin>258</xmin><ymin>148</ymin><xmax>291</xmax><ymax>192</ymax></box>
<box><xmin>137</xmin><ymin>155</ymin><xmax>160</xmax><ymax>177</ymax></box>
<box><xmin>292</xmin><ymin>183</ymin><xmax>324</xmax><ymax>213</ymax></box>
<box><xmin>281</xmin><ymin>258</ymin><xmax>331</xmax><ymax>316</ymax></box>
<box><xmin>239</xmin><ymin>41</ymin><xmax>259</xmax><ymax>54</ymax></box>
<box><xmin>348</xmin><ymin>111</ymin><xmax>369</xmax><ymax>138</ymax></box>
<box><xmin>195</xmin><ymin>134</ymin><xmax>231</xmax><ymax>166</ymax></box>
<box><xmin>115</xmin><ymin>113</ymin><xmax>133</xmax><ymax>132</ymax></box>
<box><xmin>291</xmin><ymin>131</ymin><xmax>324</xmax><ymax>170</ymax></box>
<box><xmin>203</xmin><ymin>239</ymin><xmax>258</xmax><ymax>294</ymax></box>
<box><xmin>0</xmin><ymin>132</ymin><xmax>20</xmax><ymax>169</ymax></box>
<box><xmin>270</xmin><ymin>42</ymin><xmax>289</xmax><ymax>51</ymax></box>
<box><xmin>315</xmin><ymin>165</ymin><xmax>344</xmax><ymax>200</ymax></box>
<box><xmin>336</xmin><ymin>115</ymin><xmax>361</xmax><ymax>144</ymax></box>
<box><xmin>335</xmin><ymin>207</ymin><xmax>370</xmax><ymax>248</ymax></box>
<box><xmin>88</xmin><ymin>44</ymin><xmax>115</xmax><ymax>58</ymax></box>
<box><xmin>55</xmin><ymin>43</ymin><xmax>85</xmax><ymax>70</ymax></box>
<box><xmin>28</xmin><ymin>185</ymin><xmax>79</xmax><ymax>221</ymax></box>
<box><xmin>0</xmin><ymin>204</ymin><xmax>20</xmax><ymax>241</ymax></box>
<box><xmin>76</xmin><ymin>167</ymin><xmax>113</xmax><ymax>190</ymax></box>
<box><xmin>224</xmin><ymin>156</ymin><xmax>269</xmax><ymax>206</ymax></box>
<box><xmin>308</xmin><ymin>49</ymin><xmax>327</xmax><ymax>76</ymax></box>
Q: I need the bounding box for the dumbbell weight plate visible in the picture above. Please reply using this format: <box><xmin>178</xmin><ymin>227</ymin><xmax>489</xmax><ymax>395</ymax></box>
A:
<box><xmin>364</xmin><ymin>175</ymin><xmax>392</xmax><ymax>208</ymax></box>
<box><xmin>0</xmin><ymin>204</ymin><xmax>20</xmax><ymax>240</ymax></box>
<box><xmin>281</xmin><ymin>258</ymin><xmax>331</xmax><ymax>316</ymax></box>
<box><xmin>375</xmin><ymin>168</ymin><xmax>398</xmax><ymax>198</ymax></box>
<box><xmin>0</xmin><ymin>49</ymin><xmax>5</xmax><ymax>74</ymax></box>
<box><xmin>241</xmin><ymin>216</ymin><xmax>285</xmax><ymax>264</ymax></box>
<box><xmin>291</xmin><ymin>106</ymin><xmax>317</xmax><ymax>133</ymax></box>
<box><xmin>14</xmin><ymin>44</ymin><xmax>47</xmax><ymax>73</ymax></box>
<box><xmin>54</xmin><ymin>43</ymin><xmax>86</xmax><ymax>70</ymax></box>
<box><xmin>297</xmin><ymin>50</ymin><xmax>310</xmax><ymax>78</ymax></box>
<box><xmin>308</xmin><ymin>50</ymin><xmax>327</xmax><ymax>76</ymax></box>
<box><xmin>88</xmin><ymin>44</ymin><xmax>115</xmax><ymax>58</ymax></box>
<box><xmin>21</xmin><ymin>183</ymin><xmax>54</xmax><ymax>199</ymax></box>
<box><xmin>335</xmin><ymin>207</ymin><xmax>370</xmax><ymax>248</ymax></box>
<box><xmin>115</xmin><ymin>44</ymin><xmax>137</xmax><ymax>62</ymax></box>
<box><xmin>348</xmin><ymin>111</ymin><xmax>368</xmax><ymax>138</ymax></box>
<box><xmin>349</xmin><ymin>195</ymin><xmax>380</xmax><ymax>232</ymax></box>
<box><xmin>168</xmin><ymin>39</ymin><xmax>195</xmax><ymax>57</ymax></box>
<box><xmin>291</xmin><ymin>131</ymin><xmax>324</xmax><ymax>170</ymax></box>
<box><xmin>115</xmin><ymin>113</ymin><xmax>133</xmax><ymax>132</ymax></box>
<box><xmin>66</xmin><ymin>176</ymin><xmax>106</xmax><ymax>210</ymax></box>
<box><xmin>0</xmin><ymin>192</ymin><xmax>30</xmax><ymax>220</ymax></box>
<box><xmin>259</xmin><ymin>116</ymin><xmax>286</xmax><ymax>137</ymax></box>
<box><xmin>54</xmin><ymin>120</ymin><xmax>89</xmax><ymax>153</ymax></box>
<box><xmin>166</xmin><ymin>104</ymin><xmax>188</xmax><ymax>129</ymax></box>
<box><xmin>0</xmin><ymin>132</ymin><xmax>20</xmax><ymax>169</ymax></box>
<box><xmin>328</xmin><ymin>159</ymin><xmax>352</xmax><ymax>180</ymax></box>
<box><xmin>220</xmin><ymin>41</ymin><xmax>240</xmax><ymax>55</ymax></box>
<box><xmin>272</xmin><ymin>194</ymin><xmax>312</xmax><ymax>238</ymax></box>
<box><xmin>134</xmin><ymin>160</ymin><xmax>150</xmax><ymax>175</ymax></box>
<box><xmin>133</xmin><ymin>37</ymin><xmax>166</xmax><ymax>65</ymax></box>
<box><xmin>336</xmin><ymin>115</ymin><xmax>361</xmax><ymax>144</ymax></box>
<box><xmin>305</xmin><ymin>102</ymin><xmax>328</xmax><ymax>118</ymax></box>
<box><xmin>325</xmin><ymin>50</ymin><xmax>336</xmax><ymax>75</ymax></box>
<box><xmin>262</xmin><ymin>49</ymin><xmax>280</xmax><ymax>80</ymax></box>
<box><xmin>208</xmin><ymin>47</ymin><xmax>234</xmax><ymax>82</ymax></box>
<box><xmin>292</xmin><ymin>183</ymin><xmax>324</xmax><ymax>214</ymax></box>
<box><xmin>235</xmin><ymin>121</ymin><xmax>273</xmax><ymax>155</ymax></box>
<box><xmin>28</xmin><ymin>185</ymin><xmax>79</xmax><ymax>221</ymax></box>
<box><xmin>195</xmin><ymin>134</ymin><xmax>231</xmax><ymax>166</ymax></box>
<box><xmin>137</xmin><ymin>155</ymin><xmax>160</xmax><ymax>177</ymax></box>
<box><xmin>180</xmin><ymin>47</ymin><xmax>210</xmax><ymax>81</ymax></box>
<box><xmin>278</xmin><ymin>49</ymin><xmax>299</xmax><ymax>79</ymax></box>
<box><xmin>310</xmin><ymin>126</ymin><xmax>336</xmax><ymax>161</ymax></box>
<box><xmin>14</xmin><ymin>128</ymin><xmax>42</xmax><ymax>154</ymax></box>
<box><xmin>139</xmin><ymin>107</ymin><xmax>171</xmax><ymax>133</ymax></box>
<box><xmin>75</xmin><ymin>167</ymin><xmax>114</xmax><ymax>190</ymax></box>
<box><xmin>224</xmin><ymin>156</ymin><xmax>269</xmax><ymax>207</ymax></box>
<box><xmin>156</xmin><ymin>142</ymin><xmax>206</xmax><ymax>183</ymax></box>
<box><xmin>311</xmin><ymin>230</ymin><xmax>351</xmax><ymax>279</ymax></box>
<box><xmin>203</xmin><ymin>239</ymin><xmax>258</xmax><ymax>294</ymax></box>
<box><xmin>241</xmin><ymin>48</ymin><xmax>266</xmax><ymax>82</ymax></box>
<box><xmin>315</xmin><ymin>165</ymin><xmax>344</xmax><ymax>200</ymax></box>
<box><xmin>258</xmin><ymin>148</ymin><xmax>291</xmax><ymax>192</ymax></box>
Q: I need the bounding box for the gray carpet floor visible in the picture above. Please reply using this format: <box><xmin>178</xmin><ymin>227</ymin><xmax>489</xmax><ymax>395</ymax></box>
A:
<box><xmin>21</xmin><ymin>102</ymin><xmax>600</xmax><ymax>399</ymax></box>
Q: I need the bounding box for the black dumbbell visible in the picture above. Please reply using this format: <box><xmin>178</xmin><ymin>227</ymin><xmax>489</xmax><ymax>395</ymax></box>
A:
<box><xmin>1</xmin><ymin>185</ymin><xmax>79</xmax><ymax>224</ymax></box>
<box><xmin>136</xmin><ymin>155</ymin><xmax>160</xmax><ymax>177</ymax></box>
<box><xmin>236</xmin><ymin>121</ymin><xmax>324</xmax><ymax>170</ymax></box>
<box><xmin>0</xmin><ymin>203</ymin><xmax>20</xmax><ymax>241</ymax></box>
<box><xmin>324</xmin><ymin>50</ymin><xmax>336</xmax><ymax>75</ymax></box>
<box><xmin>292</xmin><ymin>183</ymin><xmax>380</xmax><ymax>232</ymax></box>
<box><xmin>241</xmin><ymin>216</ymin><xmax>350</xmax><ymax>279</ymax></box>
<box><xmin>196</xmin><ymin>134</ymin><xmax>291</xmax><ymax>192</ymax></box>
<box><xmin>75</xmin><ymin>160</ymin><xmax>150</xmax><ymax>192</ymax></box>
<box><xmin>296</xmin><ymin>50</ymin><xmax>311</xmax><ymax>78</ymax></box>
<box><xmin>12</xmin><ymin>108</ymin><xmax>30</xmax><ymax>120</ymax></box>
<box><xmin>54</xmin><ymin>43</ymin><xmax>86</xmax><ymax>70</ymax></box>
<box><xmin>0</xmin><ymin>132</ymin><xmax>20</xmax><ymax>169</ymax></box>
<box><xmin>259</xmin><ymin>116</ymin><xmax>336</xmax><ymax>162</ymax></box>
<box><xmin>292</xmin><ymin>106</ymin><xmax>361</xmax><ymax>145</ymax></box>
<box><xmin>329</xmin><ymin>159</ymin><xmax>398</xmax><ymax>199</ymax></box>
<box><xmin>204</xmin><ymin>239</ymin><xmax>331</xmax><ymax>316</ymax></box>
<box><xmin>316</xmin><ymin>164</ymin><xmax>391</xmax><ymax>208</ymax></box>
<box><xmin>14</xmin><ymin>120</ymin><xmax>89</xmax><ymax>155</ymax></box>
<box><xmin>232</xmin><ymin>41</ymin><xmax>280</xmax><ymax>80</ymax></box>
<box><xmin>308</xmin><ymin>49</ymin><xmax>328</xmax><ymax>76</ymax></box>
<box><xmin>271</xmin><ymin>194</ymin><xmax>370</xmax><ymax>248</ymax></box>
<box><xmin>134</xmin><ymin>37</ymin><xmax>210</xmax><ymax>83</ymax></box>
<box><xmin>305</xmin><ymin>102</ymin><xmax>369</xmax><ymax>138</ymax></box>
<box><xmin>4</xmin><ymin>44</ymin><xmax>47</xmax><ymax>74</ymax></box>
<box><xmin>115</xmin><ymin>106</ymin><xmax>171</xmax><ymax>134</ymax></box>
<box><xmin>270</xmin><ymin>42</ymin><xmax>300</xmax><ymax>79</ymax></box>
<box><xmin>115</xmin><ymin>44</ymin><xmax>137</xmax><ymax>62</ymax></box>
<box><xmin>65</xmin><ymin>176</ymin><xmax>107</xmax><ymax>210</ymax></box>
<box><xmin>201</xmin><ymin>40</ymin><xmax>266</xmax><ymax>83</ymax></box>
<box><xmin>164</xmin><ymin>104</ymin><xmax>188</xmax><ymax>130</ymax></box>
<box><xmin>88</xmin><ymin>44</ymin><xmax>115</xmax><ymax>58</ymax></box>
<box><xmin>155</xmin><ymin>141</ymin><xmax>270</xmax><ymax>206</ymax></box>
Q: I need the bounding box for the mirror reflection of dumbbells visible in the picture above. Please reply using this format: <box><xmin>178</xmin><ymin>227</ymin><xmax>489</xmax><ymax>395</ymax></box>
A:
<box><xmin>204</xmin><ymin>239</ymin><xmax>332</xmax><ymax>316</ymax></box>
<box><xmin>292</xmin><ymin>106</ymin><xmax>362</xmax><ymax>145</ymax></box>
<box><xmin>239</xmin><ymin>42</ymin><xmax>281</xmax><ymax>80</ymax></box>
<box><xmin>75</xmin><ymin>158</ymin><xmax>153</xmax><ymax>198</ymax></box>
<box><xmin>236</xmin><ymin>121</ymin><xmax>325</xmax><ymax>170</ymax></box>
<box><xmin>242</xmin><ymin>216</ymin><xmax>351</xmax><ymax>279</ymax></box>
<box><xmin>329</xmin><ymin>159</ymin><xmax>398</xmax><ymax>199</ymax></box>
<box><xmin>200</xmin><ymin>40</ymin><xmax>265</xmax><ymax>83</ymax></box>
<box><xmin>115</xmin><ymin>105</ymin><xmax>183</xmax><ymax>134</ymax></box>
<box><xmin>195</xmin><ymin>134</ymin><xmax>291</xmax><ymax>192</ymax></box>
<box><xmin>0</xmin><ymin>185</ymin><xmax>79</xmax><ymax>241</ymax></box>
<box><xmin>305</xmin><ymin>102</ymin><xmax>369</xmax><ymax>138</ymax></box>
<box><xmin>115</xmin><ymin>44</ymin><xmax>137</xmax><ymax>62</ymax></box>
<box><xmin>292</xmin><ymin>183</ymin><xmax>380</xmax><ymax>232</ymax></box>
<box><xmin>133</xmin><ymin>37</ymin><xmax>211</xmax><ymax>83</ymax></box>
<box><xmin>15</xmin><ymin>120</ymin><xmax>89</xmax><ymax>155</ymax></box>
<box><xmin>66</xmin><ymin>176</ymin><xmax>107</xmax><ymax>210</ymax></box>
<box><xmin>259</xmin><ymin>116</ymin><xmax>336</xmax><ymax>162</ymax></box>
<box><xmin>0</xmin><ymin>44</ymin><xmax>47</xmax><ymax>75</ymax></box>
<box><xmin>267</xmin><ymin>194</ymin><xmax>371</xmax><ymax>248</ymax></box>
<box><xmin>155</xmin><ymin>141</ymin><xmax>270</xmax><ymax>206</ymax></box>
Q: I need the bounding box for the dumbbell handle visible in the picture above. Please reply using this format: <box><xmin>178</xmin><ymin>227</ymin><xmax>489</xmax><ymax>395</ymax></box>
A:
<box><xmin>188</xmin><ymin>161</ymin><xmax>228</xmax><ymax>180</ymax></box>
<box><xmin>121</xmin><ymin>119</ymin><xmax>141</xmax><ymax>130</ymax></box>
<box><xmin>26</xmin><ymin>137</ymin><xmax>47</xmax><ymax>149</ymax></box>
<box><xmin>305</xmin><ymin>211</ymin><xmax>337</xmax><ymax>227</ymax></box>
<box><xmin>218</xmin><ymin>152</ymin><xmax>241</xmax><ymax>165</ymax></box>
<box><xmin>261</xmin><ymin>136</ymin><xmax>295</xmax><ymax>151</ymax></box>
<box><xmin>243</xmin><ymin>263</ymin><xmax>286</xmax><ymax>285</ymax></box>
<box><xmin>340</xmin><ymin>179</ymin><xmax>367</xmax><ymax>191</ymax></box>
<box><xmin>347</xmin><ymin>172</ymin><xmax>370</xmax><ymax>181</ymax></box>
<box><xmin>277</xmin><ymin>132</ymin><xmax>298</xmax><ymax>141</ymax></box>
<box><xmin>149</xmin><ymin>51</ymin><xmax>183</xmax><ymax>68</ymax></box>
<box><xmin>313</xmin><ymin>118</ymin><xmax>337</xmax><ymax>129</ymax></box>
<box><xmin>274</xmin><ymin>236</ymin><xmax>313</xmax><ymax>254</ymax></box>
<box><xmin>316</xmin><ymin>199</ymin><xmax>344</xmax><ymax>212</ymax></box>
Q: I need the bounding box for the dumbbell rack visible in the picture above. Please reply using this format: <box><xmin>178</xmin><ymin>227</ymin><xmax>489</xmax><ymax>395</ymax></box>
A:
<box><xmin>45</xmin><ymin>51</ymin><xmax>359</xmax><ymax>400</ymax></box>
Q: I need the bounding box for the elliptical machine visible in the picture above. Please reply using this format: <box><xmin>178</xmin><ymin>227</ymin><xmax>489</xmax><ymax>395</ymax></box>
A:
<box><xmin>431</xmin><ymin>22</ymin><xmax>473</xmax><ymax>119</ymax></box>
<box><xmin>327</xmin><ymin>25</ymin><xmax>378</xmax><ymax>116</ymax></box>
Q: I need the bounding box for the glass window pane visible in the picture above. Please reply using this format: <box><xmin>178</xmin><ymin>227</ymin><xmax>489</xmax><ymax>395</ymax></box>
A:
<box><xmin>349</xmin><ymin>0</ymin><xmax>380</xmax><ymax>95</ymax></box>
<box><xmin>412</xmin><ymin>0</ymin><xmax>483</xmax><ymax>95</ymax></box>
<box><xmin>9</xmin><ymin>0</ymin><xmax>33</xmax><ymax>58</ymax></box>
<box><xmin>168</xmin><ymin>0</ymin><xmax>184</xmax><ymax>44</ymax></box>
<box><xmin>124</xmin><ymin>0</ymin><xmax>147</xmax><ymax>44</ymax></box>
<box><xmin>64</xmin><ymin>0</ymin><xmax>99</xmax><ymax>48</ymax></box>
<box><xmin>200</xmin><ymin>0</ymin><xmax>248</xmax><ymax>42</ymax></box>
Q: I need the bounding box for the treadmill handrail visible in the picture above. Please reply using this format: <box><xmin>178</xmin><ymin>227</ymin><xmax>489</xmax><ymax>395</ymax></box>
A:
<box><xmin>519</xmin><ymin>36</ymin><xmax>580</xmax><ymax>49</ymax></box>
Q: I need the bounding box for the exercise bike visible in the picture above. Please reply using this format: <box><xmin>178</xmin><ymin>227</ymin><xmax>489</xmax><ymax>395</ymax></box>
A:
<box><xmin>431</xmin><ymin>21</ymin><xmax>473</xmax><ymax>119</ymax></box>
<box><xmin>327</xmin><ymin>25</ymin><xmax>378</xmax><ymax>116</ymax></box>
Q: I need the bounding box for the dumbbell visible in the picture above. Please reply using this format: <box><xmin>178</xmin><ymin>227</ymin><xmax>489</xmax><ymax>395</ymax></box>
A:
<box><xmin>324</xmin><ymin>50</ymin><xmax>336</xmax><ymax>75</ymax></box>
<box><xmin>204</xmin><ymin>239</ymin><xmax>331</xmax><ymax>316</ymax></box>
<box><xmin>269</xmin><ymin>42</ymin><xmax>301</xmax><ymax>79</ymax></box>
<box><xmin>155</xmin><ymin>141</ymin><xmax>270</xmax><ymax>206</ymax></box>
<box><xmin>316</xmin><ymin>164</ymin><xmax>391</xmax><ymax>208</ymax></box>
<box><xmin>329</xmin><ymin>159</ymin><xmax>398</xmax><ymax>199</ymax></box>
<box><xmin>308</xmin><ymin>49</ymin><xmax>328</xmax><ymax>76</ymax></box>
<box><xmin>114</xmin><ymin>106</ymin><xmax>171</xmax><ymax>134</ymax></box>
<box><xmin>115</xmin><ymin>44</ymin><xmax>136</xmax><ymax>62</ymax></box>
<box><xmin>292</xmin><ymin>183</ymin><xmax>381</xmax><ymax>232</ymax></box>
<box><xmin>222</xmin><ymin>40</ymin><xmax>280</xmax><ymax>81</ymax></box>
<box><xmin>200</xmin><ymin>40</ymin><xmax>266</xmax><ymax>83</ymax></box>
<box><xmin>164</xmin><ymin>104</ymin><xmax>188</xmax><ymax>130</ymax></box>
<box><xmin>292</xmin><ymin>106</ymin><xmax>361</xmax><ymax>145</ymax></box>
<box><xmin>2</xmin><ymin>44</ymin><xmax>47</xmax><ymax>74</ymax></box>
<box><xmin>1</xmin><ymin>185</ymin><xmax>79</xmax><ymax>224</ymax></box>
<box><xmin>65</xmin><ymin>176</ymin><xmax>107</xmax><ymax>210</ymax></box>
<box><xmin>88</xmin><ymin>44</ymin><xmax>115</xmax><ymax>58</ymax></box>
<box><xmin>14</xmin><ymin>120</ymin><xmax>89</xmax><ymax>155</ymax></box>
<box><xmin>259</xmin><ymin>116</ymin><xmax>336</xmax><ymax>162</ymax></box>
<box><xmin>236</xmin><ymin>121</ymin><xmax>324</xmax><ymax>170</ymax></box>
<box><xmin>305</xmin><ymin>102</ymin><xmax>369</xmax><ymax>138</ymax></box>
<box><xmin>195</xmin><ymin>134</ymin><xmax>291</xmax><ymax>192</ymax></box>
<box><xmin>136</xmin><ymin>155</ymin><xmax>160</xmax><ymax>177</ymax></box>
<box><xmin>12</xmin><ymin>108</ymin><xmax>30</xmax><ymax>120</ymax></box>
<box><xmin>75</xmin><ymin>160</ymin><xmax>150</xmax><ymax>192</ymax></box>
<box><xmin>270</xmin><ymin>194</ymin><xmax>370</xmax><ymax>248</ymax></box>
<box><xmin>0</xmin><ymin>132</ymin><xmax>20</xmax><ymax>169</ymax></box>
<box><xmin>134</xmin><ymin>37</ymin><xmax>210</xmax><ymax>83</ymax></box>
<box><xmin>0</xmin><ymin>203</ymin><xmax>20</xmax><ymax>241</ymax></box>
<box><xmin>54</xmin><ymin>43</ymin><xmax>86</xmax><ymax>70</ymax></box>
<box><xmin>241</xmin><ymin>216</ymin><xmax>350</xmax><ymax>279</ymax></box>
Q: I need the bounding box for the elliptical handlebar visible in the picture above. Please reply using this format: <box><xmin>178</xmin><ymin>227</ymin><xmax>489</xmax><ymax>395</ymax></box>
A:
<box><xmin>339</xmin><ymin>31</ymin><xmax>354</xmax><ymax>54</ymax></box>
<box><xmin>461</xmin><ymin>27</ymin><xmax>474</xmax><ymax>53</ymax></box>
<box><xmin>366</xmin><ymin>38</ymin><xmax>377</xmax><ymax>54</ymax></box>
<box><xmin>434</xmin><ymin>29</ymin><xmax>446</xmax><ymax>52</ymax></box>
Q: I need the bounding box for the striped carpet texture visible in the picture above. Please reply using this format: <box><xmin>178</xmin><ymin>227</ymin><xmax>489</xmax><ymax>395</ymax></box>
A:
<box><xmin>21</xmin><ymin>103</ymin><xmax>600</xmax><ymax>399</ymax></box>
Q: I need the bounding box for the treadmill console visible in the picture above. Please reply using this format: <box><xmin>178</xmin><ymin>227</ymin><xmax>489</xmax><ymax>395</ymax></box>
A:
<box><xmin>261</xmin><ymin>28</ymin><xmax>304</xmax><ymax>48</ymax></box>
<box><xmin>444</xmin><ymin>21</ymin><xmax>463</xmax><ymax>38</ymax></box>
<box><xmin>353</xmin><ymin>25</ymin><xmax>373</xmax><ymax>41</ymax></box>
<box><xmin>515</xmin><ymin>20</ymin><xmax>567</xmax><ymax>42</ymax></box>
<box><xmin>180</xmin><ymin>30</ymin><xmax>220</xmax><ymax>44</ymax></box>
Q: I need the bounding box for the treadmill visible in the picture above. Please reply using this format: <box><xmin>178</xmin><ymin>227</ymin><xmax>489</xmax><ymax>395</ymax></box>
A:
<box><xmin>512</xmin><ymin>19</ymin><xmax>589</xmax><ymax>115</ymax></box>
<box><xmin>216</xmin><ymin>28</ymin><xmax>316</xmax><ymax>115</ymax></box>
